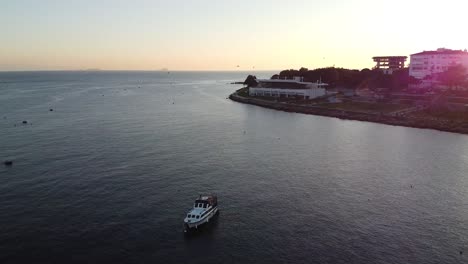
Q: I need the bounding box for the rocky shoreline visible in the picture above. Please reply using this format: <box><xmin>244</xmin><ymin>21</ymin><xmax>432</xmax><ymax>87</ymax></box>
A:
<box><xmin>229</xmin><ymin>92</ymin><xmax>468</xmax><ymax>135</ymax></box>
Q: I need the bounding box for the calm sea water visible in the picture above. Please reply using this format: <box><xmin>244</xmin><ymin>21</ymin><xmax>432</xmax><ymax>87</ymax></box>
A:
<box><xmin>1</xmin><ymin>71</ymin><xmax>468</xmax><ymax>264</ymax></box>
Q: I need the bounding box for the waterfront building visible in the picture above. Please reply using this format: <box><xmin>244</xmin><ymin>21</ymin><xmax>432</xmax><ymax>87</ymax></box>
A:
<box><xmin>249</xmin><ymin>79</ymin><xmax>327</xmax><ymax>99</ymax></box>
<box><xmin>409</xmin><ymin>48</ymin><xmax>468</xmax><ymax>80</ymax></box>
<box><xmin>372</xmin><ymin>56</ymin><xmax>407</xmax><ymax>74</ymax></box>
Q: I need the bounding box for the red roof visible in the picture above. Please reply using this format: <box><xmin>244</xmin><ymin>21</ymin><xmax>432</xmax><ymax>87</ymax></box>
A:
<box><xmin>411</xmin><ymin>49</ymin><xmax>468</xmax><ymax>56</ymax></box>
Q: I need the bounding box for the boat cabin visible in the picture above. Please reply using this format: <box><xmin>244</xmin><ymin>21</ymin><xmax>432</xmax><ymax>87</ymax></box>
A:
<box><xmin>185</xmin><ymin>195</ymin><xmax>218</xmax><ymax>221</ymax></box>
<box><xmin>195</xmin><ymin>195</ymin><xmax>217</xmax><ymax>208</ymax></box>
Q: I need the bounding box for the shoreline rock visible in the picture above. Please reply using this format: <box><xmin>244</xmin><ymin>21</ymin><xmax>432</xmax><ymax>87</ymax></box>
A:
<box><xmin>229</xmin><ymin>92</ymin><xmax>468</xmax><ymax>135</ymax></box>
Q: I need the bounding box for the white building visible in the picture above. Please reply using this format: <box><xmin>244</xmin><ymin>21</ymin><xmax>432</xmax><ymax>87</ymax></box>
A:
<box><xmin>249</xmin><ymin>79</ymin><xmax>327</xmax><ymax>99</ymax></box>
<box><xmin>409</xmin><ymin>48</ymin><xmax>468</xmax><ymax>80</ymax></box>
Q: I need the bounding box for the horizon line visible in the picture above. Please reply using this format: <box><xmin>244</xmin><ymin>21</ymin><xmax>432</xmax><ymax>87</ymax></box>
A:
<box><xmin>0</xmin><ymin>69</ymin><xmax>284</xmax><ymax>73</ymax></box>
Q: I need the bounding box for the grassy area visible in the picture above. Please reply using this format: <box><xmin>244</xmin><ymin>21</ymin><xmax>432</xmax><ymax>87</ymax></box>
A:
<box><xmin>410</xmin><ymin>109</ymin><xmax>468</xmax><ymax>122</ymax></box>
<box><xmin>235</xmin><ymin>90</ymin><xmax>410</xmax><ymax>113</ymax></box>
<box><xmin>236</xmin><ymin>87</ymin><xmax>249</xmax><ymax>97</ymax></box>
<box><xmin>318</xmin><ymin>101</ymin><xmax>410</xmax><ymax>113</ymax></box>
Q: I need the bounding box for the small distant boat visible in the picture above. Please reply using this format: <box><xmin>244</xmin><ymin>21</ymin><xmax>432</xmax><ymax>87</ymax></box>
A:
<box><xmin>184</xmin><ymin>194</ymin><xmax>218</xmax><ymax>232</ymax></box>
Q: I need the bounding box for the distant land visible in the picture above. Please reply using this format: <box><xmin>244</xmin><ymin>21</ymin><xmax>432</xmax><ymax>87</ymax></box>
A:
<box><xmin>230</xmin><ymin>66</ymin><xmax>468</xmax><ymax>135</ymax></box>
<box><xmin>79</xmin><ymin>68</ymin><xmax>102</xmax><ymax>72</ymax></box>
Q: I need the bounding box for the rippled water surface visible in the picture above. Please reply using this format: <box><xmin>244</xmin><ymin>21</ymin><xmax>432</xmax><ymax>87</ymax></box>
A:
<box><xmin>1</xmin><ymin>71</ymin><xmax>468</xmax><ymax>263</ymax></box>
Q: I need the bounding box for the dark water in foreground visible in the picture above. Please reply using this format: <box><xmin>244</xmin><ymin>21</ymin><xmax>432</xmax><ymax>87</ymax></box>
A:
<box><xmin>1</xmin><ymin>71</ymin><xmax>467</xmax><ymax>263</ymax></box>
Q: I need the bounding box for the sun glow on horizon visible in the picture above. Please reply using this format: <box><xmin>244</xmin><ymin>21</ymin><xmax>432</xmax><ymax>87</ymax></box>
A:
<box><xmin>1</xmin><ymin>0</ymin><xmax>467</xmax><ymax>71</ymax></box>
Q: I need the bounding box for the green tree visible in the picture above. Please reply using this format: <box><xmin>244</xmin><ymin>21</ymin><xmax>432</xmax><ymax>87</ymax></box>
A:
<box><xmin>408</xmin><ymin>76</ymin><xmax>422</xmax><ymax>85</ymax></box>
<box><xmin>391</xmin><ymin>68</ymin><xmax>410</xmax><ymax>91</ymax></box>
<box><xmin>244</xmin><ymin>75</ymin><xmax>258</xmax><ymax>87</ymax></box>
<box><xmin>439</xmin><ymin>64</ymin><xmax>467</xmax><ymax>89</ymax></box>
<box><xmin>279</xmin><ymin>69</ymin><xmax>300</xmax><ymax>79</ymax></box>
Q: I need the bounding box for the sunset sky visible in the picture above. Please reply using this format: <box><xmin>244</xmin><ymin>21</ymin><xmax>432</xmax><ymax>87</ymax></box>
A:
<box><xmin>1</xmin><ymin>0</ymin><xmax>467</xmax><ymax>71</ymax></box>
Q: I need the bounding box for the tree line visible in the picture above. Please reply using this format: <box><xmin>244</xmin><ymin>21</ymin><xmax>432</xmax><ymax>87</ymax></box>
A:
<box><xmin>274</xmin><ymin>67</ymin><xmax>413</xmax><ymax>91</ymax></box>
<box><xmin>244</xmin><ymin>66</ymin><xmax>468</xmax><ymax>92</ymax></box>
<box><xmin>275</xmin><ymin>66</ymin><xmax>467</xmax><ymax>91</ymax></box>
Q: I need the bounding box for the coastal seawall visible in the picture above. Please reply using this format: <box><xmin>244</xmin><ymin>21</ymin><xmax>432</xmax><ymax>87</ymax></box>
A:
<box><xmin>229</xmin><ymin>91</ymin><xmax>468</xmax><ymax>135</ymax></box>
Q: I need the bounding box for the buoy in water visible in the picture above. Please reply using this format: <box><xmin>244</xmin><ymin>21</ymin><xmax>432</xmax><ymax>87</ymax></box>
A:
<box><xmin>22</xmin><ymin>120</ymin><xmax>28</xmax><ymax>124</ymax></box>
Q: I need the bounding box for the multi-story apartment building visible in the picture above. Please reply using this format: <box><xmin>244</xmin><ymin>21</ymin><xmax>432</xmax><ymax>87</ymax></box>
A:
<box><xmin>409</xmin><ymin>48</ymin><xmax>468</xmax><ymax>80</ymax></box>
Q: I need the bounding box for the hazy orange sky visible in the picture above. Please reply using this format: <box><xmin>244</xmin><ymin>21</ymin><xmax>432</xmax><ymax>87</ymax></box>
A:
<box><xmin>1</xmin><ymin>0</ymin><xmax>467</xmax><ymax>71</ymax></box>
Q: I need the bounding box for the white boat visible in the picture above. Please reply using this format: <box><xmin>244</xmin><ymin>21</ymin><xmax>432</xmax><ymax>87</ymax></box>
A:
<box><xmin>184</xmin><ymin>194</ymin><xmax>218</xmax><ymax>231</ymax></box>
